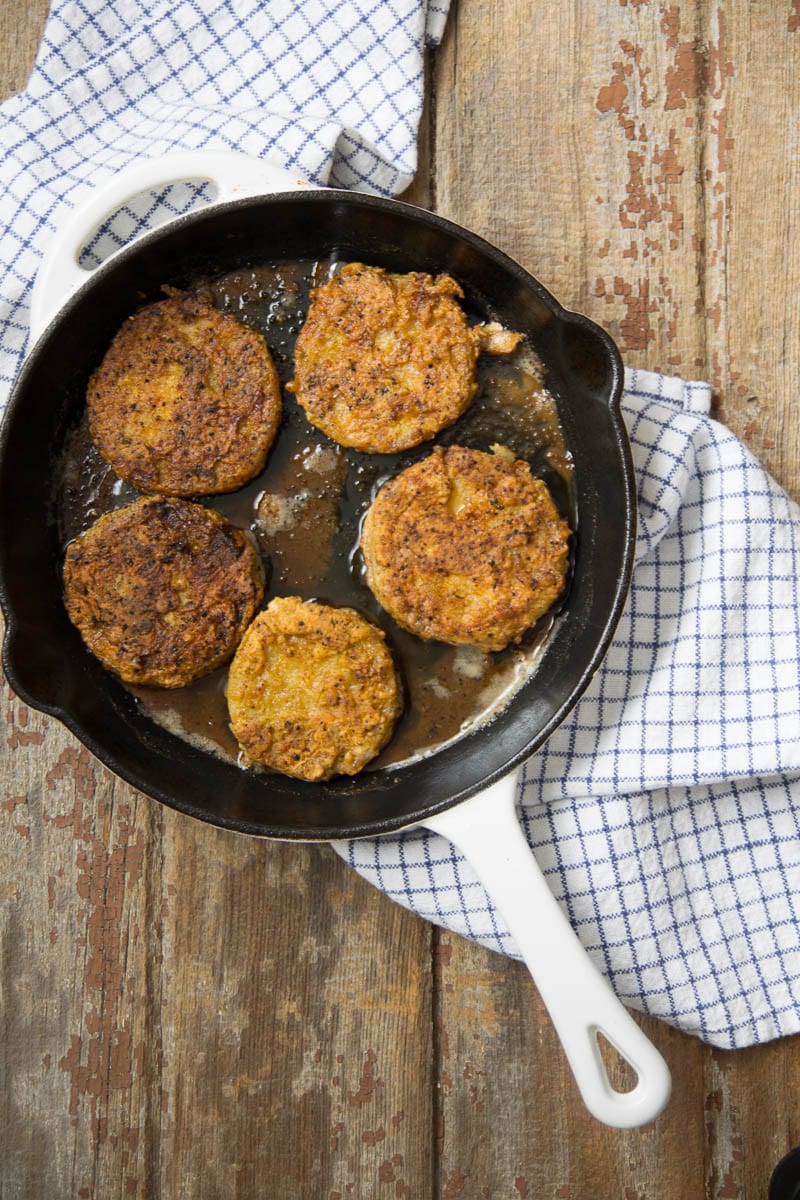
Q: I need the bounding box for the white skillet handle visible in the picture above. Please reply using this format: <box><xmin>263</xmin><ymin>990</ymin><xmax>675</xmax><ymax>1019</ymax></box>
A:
<box><xmin>30</xmin><ymin>150</ymin><xmax>311</xmax><ymax>341</ymax></box>
<box><xmin>423</xmin><ymin>775</ymin><xmax>672</xmax><ymax>1128</ymax></box>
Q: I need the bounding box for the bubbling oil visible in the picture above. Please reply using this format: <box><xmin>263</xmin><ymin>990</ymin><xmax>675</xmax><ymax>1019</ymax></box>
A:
<box><xmin>57</xmin><ymin>259</ymin><xmax>575</xmax><ymax>772</ymax></box>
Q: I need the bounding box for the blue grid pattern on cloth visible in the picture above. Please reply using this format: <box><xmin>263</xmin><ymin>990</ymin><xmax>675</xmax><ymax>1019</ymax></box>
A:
<box><xmin>0</xmin><ymin>0</ymin><xmax>448</xmax><ymax>408</ymax></box>
<box><xmin>335</xmin><ymin>369</ymin><xmax>800</xmax><ymax>1051</ymax></box>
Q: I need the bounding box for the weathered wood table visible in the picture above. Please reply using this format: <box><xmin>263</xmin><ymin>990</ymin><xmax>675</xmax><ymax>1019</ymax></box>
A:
<box><xmin>3</xmin><ymin>1</ymin><xmax>800</xmax><ymax>1195</ymax></box>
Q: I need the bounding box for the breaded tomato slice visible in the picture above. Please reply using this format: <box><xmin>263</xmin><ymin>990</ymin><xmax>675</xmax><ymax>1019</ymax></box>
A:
<box><xmin>360</xmin><ymin>445</ymin><xmax>570</xmax><ymax>652</ymax></box>
<box><xmin>63</xmin><ymin>496</ymin><xmax>264</xmax><ymax>687</ymax></box>
<box><xmin>87</xmin><ymin>291</ymin><xmax>281</xmax><ymax>496</ymax></box>
<box><xmin>289</xmin><ymin>263</ymin><xmax>520</xmax><ymax>453</ymax></box>
<box><xmin>227</xmin><ymin>597</ymin><xmax>401</xmax><ymax>781</ymax></box>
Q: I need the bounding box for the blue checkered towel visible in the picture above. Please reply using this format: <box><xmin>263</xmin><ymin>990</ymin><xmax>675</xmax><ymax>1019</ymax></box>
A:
<box><xmin>0</xmin><ymin>0</ymin><xmax>447</xmax><ymax>397</ymax></box>
<box><xmin>336</xmin><ymin>369</ymin><xmax>800</xmax><ymax>1050</ymax></box>
<box><xmin>3</xmin><ymin>0</ymin><xmax>800</xmax><ymax>1053</ymax></box>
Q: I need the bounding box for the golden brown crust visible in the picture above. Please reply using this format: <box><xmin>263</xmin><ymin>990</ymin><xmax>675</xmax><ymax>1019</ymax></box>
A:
<box><xmin>289</xmin><ymin>263</ymin><xmax>520</xmax><ymax>454</ymax></box>
<box><xmin>360</xmin><ymin>445</ymin><xmax>570</xmax><ymax>652</ymax></box>
<box><xmin>63</xmin><ymin>497</ymin><xmax>264</xmax><ymax>687</ymax></box>
<box><xmin>226</xmin><ymin>597</ymin><xmax>402</xmax><ymax>781</ymax></box>
<box><xmin>87</xmin><ymin>292</ymin><xmax>282</xmax><ymax>496</ymax></box>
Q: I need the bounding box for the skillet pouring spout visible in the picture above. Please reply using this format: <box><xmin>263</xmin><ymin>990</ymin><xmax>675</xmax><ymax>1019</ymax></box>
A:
<box><xmin>0</xmin><ymin>152</ymin><xmax>666</xmax><ymax>1125</ymax></box>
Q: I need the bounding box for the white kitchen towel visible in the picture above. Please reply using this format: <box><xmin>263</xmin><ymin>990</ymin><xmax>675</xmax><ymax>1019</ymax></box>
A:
<box><xmin>3</xmin><ymin>0</ymin><xmax>800</xmax><ymax>1053</ymax></box>
<box><xmin>335</xmin><ymin>368</ymin><xmax>800</xmax><ymax>1050</ymax></box>
<box><xmin>0</xmin><ymin>0</ymin><xmax>447</xmax><ymax>406</ymax></box>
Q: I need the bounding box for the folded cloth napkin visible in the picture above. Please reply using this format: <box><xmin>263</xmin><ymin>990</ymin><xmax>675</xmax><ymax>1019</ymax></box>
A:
<box><xmin>3</xmin><ymin>0</ymin><xmax>800</xmax><ymax>1054</ymax></box>
<box><xmin>335</xmin><ymin>368</ymin><xmax>800</xmax><ymax>1051</ymax></box>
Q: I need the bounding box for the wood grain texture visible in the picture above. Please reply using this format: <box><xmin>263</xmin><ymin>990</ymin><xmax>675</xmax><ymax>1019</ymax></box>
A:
<box><xmin>3</xmin><ymin>1</ymin><xmax>800</xmax><ymax>1197</ymax></box>
<box><xmin>431</xmin><ymin>1</ymin><xmax>800</xmax><ymax>1196</ymax></box>
<box><xmin>434</xmin><ymin>0</ymin><xmax>800</xmax><ymax>501</ymax></box>
<box><xmin>0</xmin><ymin>0</ymin><xmax>45</xmax><ymax>97</ymax></box>
<box><xmin>1</xmin><ymin>691</ymin><xmax>436</xmax><ymax>1198</ymax></box>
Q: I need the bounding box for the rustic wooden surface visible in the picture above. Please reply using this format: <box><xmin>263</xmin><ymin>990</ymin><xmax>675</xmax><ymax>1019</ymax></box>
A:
<box><xmin>2</xmin><ymin>1</ymin><xmax>800</xmax><ymax>1196</ymax></box>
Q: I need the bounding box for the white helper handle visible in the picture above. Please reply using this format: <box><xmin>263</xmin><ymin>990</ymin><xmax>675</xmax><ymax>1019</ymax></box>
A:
<box><xmin>30</xmin><ymin>150</ymin><xmax>311</xmax><ymax>340</ymax></box>
<box><xmin>423</xmin><ymin>772</ymin><xmax>672</xmax><ymax>1128</ymax></box>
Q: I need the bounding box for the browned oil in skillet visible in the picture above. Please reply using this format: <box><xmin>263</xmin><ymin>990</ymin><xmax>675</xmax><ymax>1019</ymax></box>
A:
<box><xmin>58</xmin><ymin>259</ymin><xmax>575</xmax><ymax>772</ymax></box>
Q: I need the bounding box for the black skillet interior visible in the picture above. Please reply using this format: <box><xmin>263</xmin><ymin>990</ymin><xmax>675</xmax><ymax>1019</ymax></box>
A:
<box><xmin>0</xmin><ymin>191</ymin><xmax>635</xmax><ymax>840</ymax></box>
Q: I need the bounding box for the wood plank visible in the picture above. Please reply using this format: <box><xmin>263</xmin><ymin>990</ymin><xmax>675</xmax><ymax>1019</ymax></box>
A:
<box><xmin>156</xmin><ymin>824</ymin><xmax>434</xmax><ymax>1200</ymax></box>
<box><xmin>431</xmin><ymin>0</ymin><xmax>800</xmax><ymax>1195</ymax></box>
<box><xmin>0</xmin><ymin>0</ymin><xmax>47</xmax><ymax>97</ymax></box>
<box><xmin>704</xmin><ymin>1040</ymin><xmax>800</xmax><ymax>1200</ymax></box>
<box><xmin>704</xmin><ymin>2</ymin><xmax>800</xmax><ymax>493</ymax></box>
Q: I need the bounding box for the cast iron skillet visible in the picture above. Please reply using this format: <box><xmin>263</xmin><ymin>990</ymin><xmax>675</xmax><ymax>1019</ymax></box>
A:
<box><xmin>0</xmin><ymin>152</ymin><xmax>670</xmax><ymax>1127</ymax></box>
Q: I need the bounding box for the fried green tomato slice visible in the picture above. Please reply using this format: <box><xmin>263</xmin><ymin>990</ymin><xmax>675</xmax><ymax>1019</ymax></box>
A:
<box><xmin>63</xmin><ymin>496</ymin><xmax>264</xmax><ymax>687</ymax></box>
<box><xmin>87</xmin><ymin>291</ymin><xmax>282</xmax><ymax>496</ymax></box>
<box><xmin>226</xmin><ymin>597</ymin><xmax>402</xmax><ymax>782</ymax></box>
<box><xmin>288</xmin><ymin>263</ymin><xmax>521</xmax><ymax>453</ymax></box>
<box><xmin>360</xmin><ymin>445</ymin><xmax>570</xmax><ymax>652</ymax></box>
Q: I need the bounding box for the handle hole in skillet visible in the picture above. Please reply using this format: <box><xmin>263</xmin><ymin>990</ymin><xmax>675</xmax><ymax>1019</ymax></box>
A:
<box><xmin>596</xmin><ymin>1032</ymin><xmax>638</xmax><ymax>1094</ymax></box>
<box><xmin>77</xmin><ymin>180</ymin><xmax>218</xmax><ymax>270</ymax></box>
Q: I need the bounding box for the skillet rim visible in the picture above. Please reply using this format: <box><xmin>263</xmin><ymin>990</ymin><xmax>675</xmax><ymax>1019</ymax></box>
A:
<box><xmin>0</xmin><ymin>189</ymin><xmax>637</xmax><ymax>840</ymax></box>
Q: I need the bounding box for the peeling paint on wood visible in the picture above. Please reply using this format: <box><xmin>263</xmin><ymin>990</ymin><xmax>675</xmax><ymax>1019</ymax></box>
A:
<box><xmin>5</xmin><ymin>698</ymin><xmax>45</xmax><ymax>749</ymax></box>
<box><xmin>347</xmin><ymin>1048</ymin><xmax>383</xmax><ymax>1108</ymax></box>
